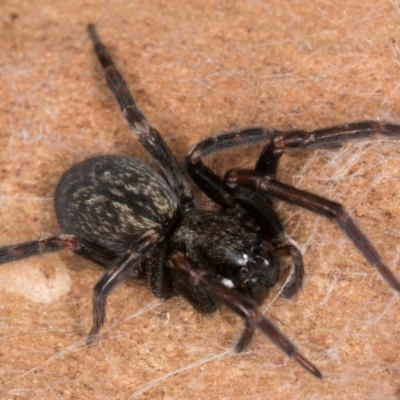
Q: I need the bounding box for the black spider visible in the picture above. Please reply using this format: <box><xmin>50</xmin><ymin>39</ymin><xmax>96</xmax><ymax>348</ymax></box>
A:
<box><xmin>1</xmin><ymin>24</ymin><xmax>400</xmax><ymax>379</ymax></box>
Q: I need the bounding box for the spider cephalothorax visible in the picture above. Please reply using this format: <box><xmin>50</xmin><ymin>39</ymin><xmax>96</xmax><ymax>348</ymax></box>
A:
<box><xmin>1</xmin><ymin>24</ymin><xmax>399</xmax><ymax>379</ymax></box>
<box><xmin>170</xmin><ymin>209</ymin><xmax>281</xmax><ymax>310</ymax></box>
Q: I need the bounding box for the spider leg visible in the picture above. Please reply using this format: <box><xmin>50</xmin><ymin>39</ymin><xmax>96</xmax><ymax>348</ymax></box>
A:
<box><xmin>271</xmin><ymin>120</ymin><xmax>400</xmax><ymax>151</ymax></box>
<box><xmin>225</xmin><ymin>169</ymin><xmax>400</xmax><ymax>291</ymax></box>
<box><xmin>272</xmin><ymin>239</ymin><xmax>304</xmax><ymax>298</ymax></box>
<box><xmin>185</xmin><ymin>127</ymin><xmax>280</xmax><ymax>208</ymax></box>
<box><xmin>255</xmin><ymin>141</ymin><xmax>281</xmax><ymax>178</ymax></box>
<box><xmin>87</xmin><ymin>24</ymin><xmax>194</xmax><ymax>210</ymax></box>
<box><xmin>0</xmin><ymin>234</ymin><xmax>116</xmax><ymax>267</ymax></box>
<box><xmin>235</xmin><ymin>321</ymin><xmax>255</xmax><ymax>353</ymax></box>
<box><xmin>168</xmin><ymin>252</ymin><xmax>323</xmax><ymax>379</ymax></box>
<box><xmin>0</xmin><ymin>233</ymin><xmax>162</xmax><ymax>343</ymax></box>
<box><xmin>87</xmin><ymin>233</ymin><xmax>162</xmax><ymax>344</ymax></box>
<box><xmin>187</xmin><ymin>121</ymin><xmax>400</xmax><ymax>204</ymax></box>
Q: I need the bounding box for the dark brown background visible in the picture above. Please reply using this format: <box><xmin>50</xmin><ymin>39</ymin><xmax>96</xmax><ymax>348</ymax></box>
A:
<box><xmin>1</xmin><ymin>1</ymin><xmax>400</xmax><ymax>399</ymax></box>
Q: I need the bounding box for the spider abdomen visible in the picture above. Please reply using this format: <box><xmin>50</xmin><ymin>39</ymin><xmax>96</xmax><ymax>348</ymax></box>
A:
<box><xmin>55</xmin><ymin>155</ymin><xmax>180</xmax><ymax>253</ymax></box>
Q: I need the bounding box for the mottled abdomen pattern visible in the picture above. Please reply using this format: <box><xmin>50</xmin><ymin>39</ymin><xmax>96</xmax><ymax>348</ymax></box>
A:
<box><xmin>55</xmin><ymin>155</ymin><xmax>180</xmax><ymax>253</ymax></box>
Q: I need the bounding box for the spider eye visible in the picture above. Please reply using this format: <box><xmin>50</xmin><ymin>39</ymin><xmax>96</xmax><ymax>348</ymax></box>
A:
<box><xmin>237</xmin><ymin>253</ymin><xmax>258</xmax><ymax>276</ymax></box>
<box><xmin>221</xmin><ymin>278</ymin><xmax>235</xmax><ymax>288</ymax></box>
<box><xmin>239</xmin><ymin>255</ymin><xmax>265</xmax><ymax>281</ymax></box>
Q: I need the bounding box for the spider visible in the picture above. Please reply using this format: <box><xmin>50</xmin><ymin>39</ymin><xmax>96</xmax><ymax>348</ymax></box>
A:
<box><xmin>1</xmin><ymin>24</ymin><xmax>400</xmax><ymax>379</ymax></box>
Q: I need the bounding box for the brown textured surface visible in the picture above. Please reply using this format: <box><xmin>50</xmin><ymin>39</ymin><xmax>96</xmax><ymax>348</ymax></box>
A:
<box><xmin>1</xmin><ymin>1</ymin><xmax>400</xmax><ymax>399</ymax></box>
